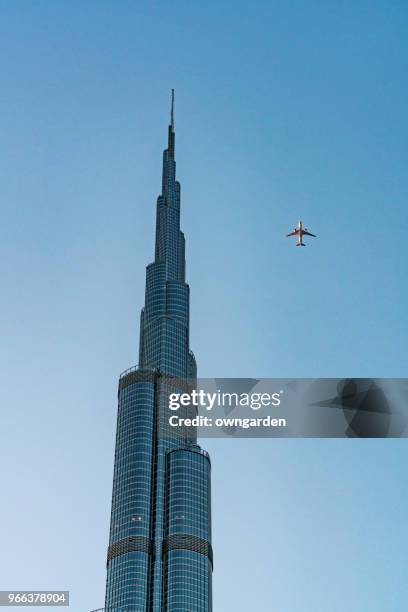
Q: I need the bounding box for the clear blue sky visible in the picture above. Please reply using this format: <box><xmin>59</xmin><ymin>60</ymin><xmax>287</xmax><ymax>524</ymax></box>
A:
<box><xmin>1</xmin><ymin>2</ymin><xmax>407</xmax><ymax>610</ymax></box>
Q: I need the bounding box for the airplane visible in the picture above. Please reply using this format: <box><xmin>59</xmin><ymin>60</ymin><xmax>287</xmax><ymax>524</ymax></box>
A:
<box><xmin>286</xmin><ymin>220</ymin><xmax>316</xmax><ymax>246</ymax></box>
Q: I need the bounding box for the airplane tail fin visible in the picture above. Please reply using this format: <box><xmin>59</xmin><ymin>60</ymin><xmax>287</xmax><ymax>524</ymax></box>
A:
<box><xmin>296</xmin><ymin>243</ymin><xmax>306</xmax><ymax>247</ymax></box>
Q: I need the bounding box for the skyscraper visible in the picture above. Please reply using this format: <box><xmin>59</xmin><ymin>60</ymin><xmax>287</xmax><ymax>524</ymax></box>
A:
<box><xmin>103</xmin><ymin>92</ymin><xmax>213</xmax><ymax>612</ymax></box>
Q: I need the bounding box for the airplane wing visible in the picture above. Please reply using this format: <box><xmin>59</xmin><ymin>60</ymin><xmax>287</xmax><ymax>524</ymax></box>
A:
<box><xmin>286</xmin><ymin>230</ymin><xmax>298</xmax><ymax>237</ymax></box>
<box><xmin>303</xmin><ymin>230</ymin><xmax>316</xmax><ymax>237</ymax></box>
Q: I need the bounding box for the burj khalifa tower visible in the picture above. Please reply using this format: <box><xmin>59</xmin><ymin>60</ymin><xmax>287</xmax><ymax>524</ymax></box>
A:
<box><xmin>102</xmin><ymin>92</ymin><xmax>213</xmax><ymax>612</ymax></box>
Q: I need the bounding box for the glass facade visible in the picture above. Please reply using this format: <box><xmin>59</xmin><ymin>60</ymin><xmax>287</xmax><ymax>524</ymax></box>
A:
<box><xmin>104</xmin><ymin>97</ymin><xmax>212</xmax><ymax>612</ymax></box>
<box><xmin>163</xmin><ymin>447</ymin><xmax>212</xmax><ymax>612</ymax></box>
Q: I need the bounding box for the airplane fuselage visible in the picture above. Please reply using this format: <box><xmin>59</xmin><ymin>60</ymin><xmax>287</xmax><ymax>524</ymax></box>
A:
<box><xmin>297</xmin><ymin>220</ymin><xmax>304</xmax><ymax>246</ymax></box>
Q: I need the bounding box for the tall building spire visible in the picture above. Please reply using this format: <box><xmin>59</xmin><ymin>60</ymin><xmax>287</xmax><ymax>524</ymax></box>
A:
<box><xmin>170</xmin><ymin>88</ymin><xmax>174</xmax><ymax>130</ymax></box>
<box><xmin>167</xmin><ymin>89</ymin><xmax>175</xmax><ymax>161</ymax></box>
